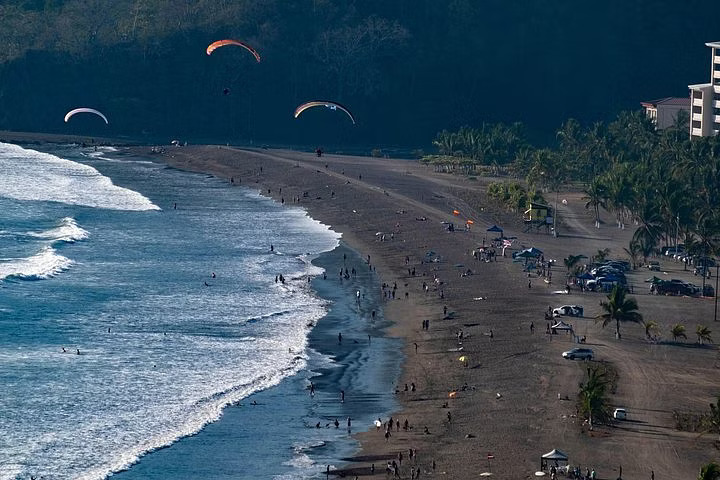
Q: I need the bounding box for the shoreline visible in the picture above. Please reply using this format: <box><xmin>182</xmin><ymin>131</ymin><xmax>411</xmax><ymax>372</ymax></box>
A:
<box><xmin>6</xmin><ymin>137</ymin><xmax>719</xmax><ymax>479</ymax></box>
<box><xmin>112</xmin><ymin>241</ymin><xmax>402</xmax><ymax>480</ymax></box>
<box><xmin>138</xmin><ymin>144</ymin><xmax>718</xmax><ymax>480</ymax></box>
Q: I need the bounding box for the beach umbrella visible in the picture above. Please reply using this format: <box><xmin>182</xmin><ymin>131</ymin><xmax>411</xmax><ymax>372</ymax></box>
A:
<box><xmin>466</xmin><ymin>219</ymin><xmax>474</xmax><ymax>225</ymax></box>
<box><xmin>458</xmin><ymin>356</ymin><xmax>468</xmax><ymax>362</ymax></box>
<box><xmin>448</xmin><ymin>391</ymin><xmax>457</xmax><ymax>398</ymax></box>
<box><xmin>516</xmin><ymin>250</ymin><xmax>537</xmax><ymax>259</ymax></box>
<box><xmin>453</xmin><ymin>209</ymin><xmax>460</xmax><ymax>215</ymax></box>
<box><xmin>487</xmin><ymin>225</ymin><xmax>503</xmax><ymax>233</ymax></box>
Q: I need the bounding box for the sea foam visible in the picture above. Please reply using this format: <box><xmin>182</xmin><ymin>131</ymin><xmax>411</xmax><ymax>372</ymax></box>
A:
<box><xmin>0</xmin><ymin>142</ymin><xmax>160</xmax><ymax>211</ymax></box>
<box><xmin>0</xmin><ymin>245</ymin><xmax>73</xmax><ymax>280</ymax></box>
<box><xmin>27</xmin><ymin>217</ymin><xmax>89</xmax><ymax>243</ymax></box>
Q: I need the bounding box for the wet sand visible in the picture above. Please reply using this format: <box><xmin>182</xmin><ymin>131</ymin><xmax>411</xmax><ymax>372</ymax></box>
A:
<box><xmin>13</xmin><ymin>134</ymin><xmax>718</xmax><ymax>479</ymax></box>
<box><xmin>137</xmin><ymin>145</ymin><xmax>720</xmax><ymax>480</ymax></box>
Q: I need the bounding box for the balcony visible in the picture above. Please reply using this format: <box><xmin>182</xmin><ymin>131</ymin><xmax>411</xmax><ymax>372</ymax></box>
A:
<box><xmin>693</xmin><ymin>113</ymin><xmax>704</xmax><ymax>122</ymax></box>
<box><xmin>692</xmin><ymin>127</ymin><xmax>704</xmax><ymax>137</ymax></box>
<box><xmin>694</xmin><ymin>97</ymin><xmax>704</xmax><ymax>107</ymax></box>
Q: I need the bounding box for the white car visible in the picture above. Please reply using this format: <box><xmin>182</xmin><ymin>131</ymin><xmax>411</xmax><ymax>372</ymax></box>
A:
<box><xmin>613</xmin><ymin>408</ymin><xmax>627</xmax><ymax>420</ymax></box>
<box><xmin>553</xmin><ymin>305</ymin><xmax>584</xmax><ymax>317</ymax></box>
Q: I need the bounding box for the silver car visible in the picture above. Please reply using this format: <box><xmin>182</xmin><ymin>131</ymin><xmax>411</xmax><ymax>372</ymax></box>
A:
<box><xmin>562</xmin><ymin>348</ymin><xmax>594</xmax><ymax>360</ymax></box>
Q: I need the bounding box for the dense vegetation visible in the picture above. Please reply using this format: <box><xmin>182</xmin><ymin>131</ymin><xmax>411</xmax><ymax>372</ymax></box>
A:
<box><xmin>426</xmin><ymin>110</ymin><xmax>720</xmax><ymax>261</ymax></box>
<box><xmin>0</xmin><ymin>1</ymin><xmax>717</xmax><ymax>146</ymax></box>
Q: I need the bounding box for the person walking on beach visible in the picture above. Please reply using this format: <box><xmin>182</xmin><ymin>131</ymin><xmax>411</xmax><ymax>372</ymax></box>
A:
<box><xmin>530</xmin><ymin>321</ymin><xmax>535</xmax><ymax>333</ymax></box>
<box><xmin>340</xmin><ymin>390</ymin><xmax>345</xmax><ymax>403</ymax></box>
<box><xmin>310</xmin><ymin>382</ymin><xmax>315</xmax><ymax>397</ymax></box>
<box><xmin>338</xmin><ymin>332</ymin><xmax>342</xmax><ymax>344</ymax></box>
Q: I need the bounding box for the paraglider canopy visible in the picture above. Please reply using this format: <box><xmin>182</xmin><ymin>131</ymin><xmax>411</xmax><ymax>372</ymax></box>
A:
<box><xmin>206</xmin><ymin>39</ymin><xmax>261</xmax><ymax>62</ymax></box>
<box><xmin>64</xmin><ymin>108</ymin><xmax>108</xmax><ymax>125</ymax></box>
<box><xmin>294</xmin><ymin>101</ymin><xmax>356</xmax><ymax>124</ymax></box>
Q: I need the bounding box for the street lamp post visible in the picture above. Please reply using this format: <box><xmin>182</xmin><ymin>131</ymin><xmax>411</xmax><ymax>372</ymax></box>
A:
<box><xmin>715</xmin><ymin>263</ymin><xmax>719</xmax><ymax>322</ymax></box>
<box><xmin>553</xmin><ymin>189</ymin><xmax>558</xmax><ymax>238</ymax></box>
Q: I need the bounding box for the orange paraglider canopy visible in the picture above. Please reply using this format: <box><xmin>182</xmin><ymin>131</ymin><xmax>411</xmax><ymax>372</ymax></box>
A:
<box><xmin>206</xmin><ymin>39</ymin><xmax>261</xmax><ymax>62</ymax></box>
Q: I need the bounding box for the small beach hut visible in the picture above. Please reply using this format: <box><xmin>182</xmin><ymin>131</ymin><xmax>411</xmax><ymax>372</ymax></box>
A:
<box><xmin>487</xmin><ymin>225</ymin><xmax>503</xmax><ymax>233</ymax></box>
<box><xmin>524</xmin><ymin>202</ymin><xmax>552</xmax><ymax>222</ymax></box>
<box><xmin>540</xmin><ymin>449</ymin><xmax>568</xmax><ymax>471</ymax></box>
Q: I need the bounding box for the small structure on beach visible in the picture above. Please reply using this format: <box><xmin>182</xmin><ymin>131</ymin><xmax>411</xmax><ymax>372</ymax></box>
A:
<box><xmin>540</xmin><ymin>449</ymin><xmax>569</xmax><ymax>472</ymax></box>
<box><xmin>524</xmin><ymin>202</ymin><xmax>553</xmax><ymax>234</ymax></box>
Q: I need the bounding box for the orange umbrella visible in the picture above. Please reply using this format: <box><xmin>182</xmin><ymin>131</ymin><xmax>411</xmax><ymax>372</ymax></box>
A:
<box><xmin>466</xmin><ymin>219</ymin><xmax>474</xmax><ymax>225</ymax></box>
<box><xmin>453</xmin><ymin>210</ymin><xmax>460</xmax><ymax>216</ymax></box>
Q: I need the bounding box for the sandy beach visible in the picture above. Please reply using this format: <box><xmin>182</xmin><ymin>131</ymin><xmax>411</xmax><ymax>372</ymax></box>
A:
<box><xmin>135</xmin><ymin>144</ymin><xmax>720</xmax><ymax>480</ymax></box>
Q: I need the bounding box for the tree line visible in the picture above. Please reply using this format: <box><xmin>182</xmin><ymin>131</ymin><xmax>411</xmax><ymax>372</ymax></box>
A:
<box><xmin>425</xmin><ymin>110</ymin><xmax>720</xmax><ymax>262</ymax></box>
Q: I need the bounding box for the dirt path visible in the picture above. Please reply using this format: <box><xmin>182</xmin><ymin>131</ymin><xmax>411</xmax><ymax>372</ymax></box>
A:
<box><xmin>150</xmin><ymin>145</ymin><xmax>720</xmax><ymax>480</ymax></box>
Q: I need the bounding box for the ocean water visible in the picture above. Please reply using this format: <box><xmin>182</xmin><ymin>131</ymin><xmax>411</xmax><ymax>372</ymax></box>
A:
<box><xmin>0</xmin><ymin>143</ymin><xmax>400</xmax><ymax>479</ymax></box>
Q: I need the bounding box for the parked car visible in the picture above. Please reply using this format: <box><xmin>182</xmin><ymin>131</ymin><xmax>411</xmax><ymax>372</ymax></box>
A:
<box><xmin>647</xmin><ymin>261</ymin><xmax>660</xmax><ymax>271</ymax></box>
<box><xmin>562</xmin><ymin>348</ymin><xmax>594</xmax><ymax>360</ymax></box>
<box><xmin>652</xmin><ymin>280</ymin><xmax>696</xmax><ymax>296</ymax></box>
<box><xmin>553</xmin><ymin>305</ymin><xmax>584</xmax><ymax>317</ymax></box>
<box><xmin>664</xmin><ymin>246</ymin><xmax>685</xmax><ymax>257</ymax></box>
<box><xmin>613</xmin><ymin>408</ymin><xmax>627</xmax><ymax>420</ymax></box>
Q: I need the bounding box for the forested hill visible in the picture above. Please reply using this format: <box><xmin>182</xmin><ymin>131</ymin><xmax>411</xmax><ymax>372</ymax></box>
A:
<box><xmin>0</xmin><ymin>0</ymin><xmax>717</xmax><ymax>148</ymax></box>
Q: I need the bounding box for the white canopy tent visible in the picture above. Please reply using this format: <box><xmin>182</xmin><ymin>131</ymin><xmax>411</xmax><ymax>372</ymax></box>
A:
<box><xmin>540</xmin><ymin>449</ymin><xmax>568</xmax><ymax>471</ymax></box>
<box><xmin>550</xmin><ymin>321</ymin><xmax>573</xmax><ymax>331</ymax></box>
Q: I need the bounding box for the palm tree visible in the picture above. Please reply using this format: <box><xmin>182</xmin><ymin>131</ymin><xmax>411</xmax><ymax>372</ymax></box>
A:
<box><xmin>670</xmin><ymin>324</ymin><xmax>687</xmax><ymax>342</ymax></box>
<box><xmin>623</xmin><ymin>240</ymin><xmax>641</xmax><ymax>269</ymax></box>
<box><xmin>696</xmin><ymin>325</ymin><xmax>713</xmax><ymax>344</ymax></box>
<box><xmin>563</xmin><ymin>255</ymin><xmax>584</xmax><ymax>279</ymax></box>
<box><xmin>708</xmin><ymin>396</ymin><xmax>720</xmax><ymax>442</ymax></box>
<box><xmin>698</xmin><ymin>462</ymin><xmax>720</xmax><ymax>480</ymax></box>
<box><xmin>578</xmin><ymin>365</ymin><xmax>610</xmax><ymax>430</ymax></box>
<box><xmin>596</xmin><ymin>285</ymin><xmax>643</xmax><ymax>339</ymax></box>
<box><xmin>583</xmin><ymin>177</ymin><xmax>608</xmax><ymax>227</ymax></box>
<box><xmin>642</xmin><ymin>320</ymin><xmax>659</xmax><ymax>340</ymax></box>
<box><xmin>595</xmin><ymin>248</ymin><xmax>611</xmax><ymax>263</ymax></box>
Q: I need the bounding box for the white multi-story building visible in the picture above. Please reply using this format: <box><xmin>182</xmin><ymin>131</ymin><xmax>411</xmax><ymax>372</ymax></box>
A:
<box><xmin>688</xmin><ymin>41</ymin><xmax>720</xmax><ymax>138</ymax></box>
